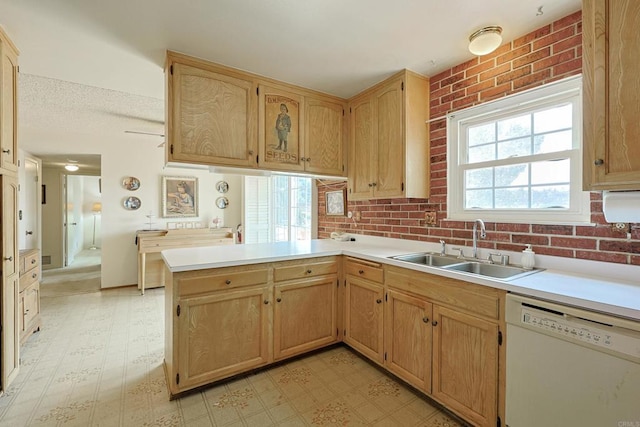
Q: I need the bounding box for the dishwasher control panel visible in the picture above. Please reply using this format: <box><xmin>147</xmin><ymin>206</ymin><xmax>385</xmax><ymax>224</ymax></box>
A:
<box><xmin>520</xmin><ymin>307</ymin><xmax>640</xmax><ymax>359</ymax></box>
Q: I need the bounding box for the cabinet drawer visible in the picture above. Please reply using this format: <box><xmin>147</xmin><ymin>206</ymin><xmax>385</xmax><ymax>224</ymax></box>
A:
<box><xmin>19</xmin><ymin>268</ymin><xmax>39</xmax><ymax>292</ymax></box>
<box><xmin>19</xmin><ymin>250</ymin><xmax>39</xmax><ymax>275</ymax></box>
<box><xmin>22</xmin><ymin>282</ymin><xmax>39</xmax><ymax>328</ymax></box>
<box><xmin>344</xmin><ymin>258</ymin><xmax>383</xmax><ymax>283</ymax></box>
<box><xmin>177</xmin><ymin>267</ymin><xmax>269</xmax><ymax>297</ymax></box>
<box><xmin>274</xmin><ymin>259</ymin><xmax>338</xmax><ymax>282</ymax></box>
<box><xmin>385</xmin><ymin>266</ymin><xmax>504</xmax><ymax>321</ymax></box>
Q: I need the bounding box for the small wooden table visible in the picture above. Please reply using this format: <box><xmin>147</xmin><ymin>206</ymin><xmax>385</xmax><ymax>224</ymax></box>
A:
<box><xmin>136</xmin><ymin>228</ymin><xmax>234</xmax><ymax>294</ymax></box>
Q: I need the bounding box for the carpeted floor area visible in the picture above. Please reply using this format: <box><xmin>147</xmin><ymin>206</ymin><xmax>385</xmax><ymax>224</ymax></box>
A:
<box><xmin>40</xmin><ymin>250</ymin><xmax>102</xmax><ymax>296</ymax></box>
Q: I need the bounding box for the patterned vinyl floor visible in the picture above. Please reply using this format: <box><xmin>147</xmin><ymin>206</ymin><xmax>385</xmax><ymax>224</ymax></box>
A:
<box><xmin>0</xmin><ymin>254</ymin><xmax>465</xmax><ymax>426</ymax></box>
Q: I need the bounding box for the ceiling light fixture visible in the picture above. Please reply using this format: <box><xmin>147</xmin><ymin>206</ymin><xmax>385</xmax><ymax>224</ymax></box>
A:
<box><xmin>65</xmin><ymin>164</ymin><xmax>79</xmax><ymax>172</ymax></box>
<box><xmin>468</xmin><ymin>26</ymin><xmax>503</xmax><ymax>56</ymax></box>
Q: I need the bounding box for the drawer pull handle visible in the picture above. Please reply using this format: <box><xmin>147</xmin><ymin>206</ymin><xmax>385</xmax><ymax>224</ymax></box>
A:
<box><xmin>594</xmin><ymin>158</ymin><xmax>604</xmax><ymax>166</ymax></box>
<box><xmin>276</xmin><ymin>298</ymin><xmax>282</xmax><ymax>302</ymax></box>
<box><xmin>358</xmin><ymin>269</ymin><xmax>364</xmax><ymax>274</ymax></box>
<box><xmin>31</xmin><ymin>259</ymin><xmax>36</xmax><ymax>264</ymax></box>
<box><xmin>306</xmin><ymin>269</ymin><xmax>312</xmax><ymax>274</ymax></box>
<box><xmin>263</xmin><ymin>300</ymin><xmax>269</xmax><ymax>305</ymax></box>
<box><xmin>2</xmin><ymin>148</ymin><xmax>10</xmax><ymax>154</ymax></box>
<box><xmin>225</xmin><ymin>279</ymin><xmax>231</xmax><ymax>285</ymax></box>
<box><xmin>422</xmin><ymin>317</ymin><xmax>429</xmax><ymax>323</ymax></box>
<box><xmin>432</xmin><ymin>320</ymin><xmax>438</xmax><ymax>326</ymax></box>
<box><xmin>32</xmin><ymin>273</ymin><xmax>37</xmax><ymax>278</ymax></box>
<box><xmin>3</xmin><ymin>256</ymin><xmax>13</xmax><ymax>262</ymax></box>
<box><xmin>376</xmin><ymin>299</ymin><xmax>382</xmax><ymax>304</ymax></box>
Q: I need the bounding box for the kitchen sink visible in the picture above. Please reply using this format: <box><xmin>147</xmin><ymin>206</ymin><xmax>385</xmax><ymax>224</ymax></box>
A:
<box><xmin>389</xmin><ymin>253</ymin><xmax>465</xmax><ymax>267</ymax></box>
<box><xmin>389</xmin><ymin>252</ymin><xmax>543</xmax><ymax>281</ymax></box>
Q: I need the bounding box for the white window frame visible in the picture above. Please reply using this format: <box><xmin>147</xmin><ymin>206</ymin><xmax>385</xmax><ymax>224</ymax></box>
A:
<box><xmin>447</xmin><ymin>76</ymin><xmax>591</xmax><ymax>225</ymax></box>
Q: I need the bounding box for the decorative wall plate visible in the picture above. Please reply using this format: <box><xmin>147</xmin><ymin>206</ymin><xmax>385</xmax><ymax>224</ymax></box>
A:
<box><xmin>215</xmin><ymin>196</ymin><xmax>229</xmax><ymax>209</ymax></box>
<box><xmin>216</xmin><ymin>181</ymin><xmax>229</xmax><ymax>193</ymax></box>
<box><xmin>123</xmin><ymin>196</ymin><xmax>142</xmax><ymax>210</ymax></box>
<box><xmin>122</xmin><ymin>176</ymin><xmax>140</xmax><ymax>191</ymax></box>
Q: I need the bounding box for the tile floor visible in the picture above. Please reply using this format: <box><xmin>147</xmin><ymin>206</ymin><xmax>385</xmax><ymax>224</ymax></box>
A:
<box><xmin>0</xmin><ymin>252</ymin><xmax>466</xmax><ymax>426</ymax></box>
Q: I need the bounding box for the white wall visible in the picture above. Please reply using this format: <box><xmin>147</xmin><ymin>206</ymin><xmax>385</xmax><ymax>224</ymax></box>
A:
<box><xmin>41</xmin><ymin>168</ymin><xmax>64</xmax><ymax>269</ymax></box>
<box><xmin>22</xmin><ymin>131</ymin><xmax>242</xmax><ymax>288</ymax></box>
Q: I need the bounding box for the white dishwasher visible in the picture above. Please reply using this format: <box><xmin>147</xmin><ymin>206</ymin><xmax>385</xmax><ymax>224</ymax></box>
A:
<box><xmin>505</xmin><ymin>294</ymin><xmax>640</xmax><ymax>427</ymax></box>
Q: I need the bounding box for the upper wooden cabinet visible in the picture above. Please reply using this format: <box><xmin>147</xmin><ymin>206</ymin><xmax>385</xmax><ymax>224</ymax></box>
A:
<box><xmin>166</xmin><ymin>52</ymin><xmax>258</xmax><ymax>168</ymax></box>
<box><xmin>166</xmin><ymin>51</ymin><xmax>347</xmax><ymax>177</ymax></box>
<box><xmin>583</xmin><ymin>1</ymin><xmax>640</xmax><ymax>190</ymax></box>
<box><xmin>348</xmin><ymin>70</ymin><xmax>429</xmax><ymax>200</ymax></box>
<box><xmin>0</xmin><ymin>27</ymin><xmax>19</xmax><ymax>174</ymax></box>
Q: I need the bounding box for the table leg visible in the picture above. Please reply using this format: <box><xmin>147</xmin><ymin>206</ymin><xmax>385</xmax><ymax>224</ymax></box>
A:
<box><xmin>140</xmin><ymin>252</ymin><xmax>146</xmax><ymax>295</ymax></box>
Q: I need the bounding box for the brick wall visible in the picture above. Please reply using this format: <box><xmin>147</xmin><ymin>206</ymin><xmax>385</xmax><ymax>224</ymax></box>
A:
<box><xmin>317</xmin><ymin>10</ymin><xmax>640</xmax><ymax>266</ymax></box>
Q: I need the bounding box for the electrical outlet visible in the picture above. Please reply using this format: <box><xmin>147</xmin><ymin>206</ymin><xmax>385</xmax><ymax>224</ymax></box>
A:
<box><xmin>612</xmin><ymin>222</ymin><xmax>627</xmax><ymax>231</ymax></box>
<box><xmin>425</xmin><ymin>211</ymin><xmax>437</xmax><ymax>225</ymax></box>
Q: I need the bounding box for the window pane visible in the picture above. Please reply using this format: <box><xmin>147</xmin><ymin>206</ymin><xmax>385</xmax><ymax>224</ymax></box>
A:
<box><xmin>534</xmin><ymin>130</ymin><xmax>573</xmax><ymax>153</ymax></box>
<box><xmin>466</xmin><ymin>168</ymin><xmax>493</xmax><ymax>189</ymax></box>
<box><xmin>495</xmin><ymin>164</ymin><xmax>528</xmax><ymax>187</ymax></box>
<box><xmin>534</xmin><ymin>104</ymin><xmax>572</xmax><ymax>133</ymax></box>
<box><xmin>468</xmin><ymin>123</ymin><xmax>495</xmax><ymax>146</ymax></box>
<box><xmin>532</xmin><ymin>185</ymin><xmax>570</xmax><ymax>208</ymax></box>
<box><xmin>468</xmin><ymin>144</ymin><xmax>495</xmax><ymax>163</ymax></box>
<box><xmin>495</xmin><ymin>187</ymin><xmax>529</xmax><ymax>208</ymax></box>
<box><xmin>498</xmin><ymin>114</ymin><xmax>530</xmax><ymax>140</ymax></box>
<box><xmin>465</xmin><ymin>189</ymin><xmax>493</xmax><ymax>209</ymax></box>
<box><xmin>497</xmin><ymin>137</ymin><xmax>531</xmax><ymax>159</ymax></box>
<box><xmin>531</xmin><ymin>159</ymin><xmax>570</xmax><ymax>185</ymax></box>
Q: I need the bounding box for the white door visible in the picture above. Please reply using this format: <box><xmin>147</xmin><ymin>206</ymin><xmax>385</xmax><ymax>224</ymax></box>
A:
<box><xmin>22</xmin><ymin>157</ymin><xmax>39</xmax><ymax>249</ymax></box>
<box><xmin>63</xmin><ymin>175</ymin><xmax>80</xmax><ymax>266</ymax></box>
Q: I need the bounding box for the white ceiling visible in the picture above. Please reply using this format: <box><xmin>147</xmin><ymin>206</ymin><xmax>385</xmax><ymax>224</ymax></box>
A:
<box><xmin>1</xmin><ymin>0</ymin><xmax>581</xmax><ymax>164</ymax></box>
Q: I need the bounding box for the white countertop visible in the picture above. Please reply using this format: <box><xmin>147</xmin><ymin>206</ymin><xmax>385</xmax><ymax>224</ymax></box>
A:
<box><xmin>162</xmin><ymin>235</ymin><xmax>640</xmax><ymax>321</ymax></box>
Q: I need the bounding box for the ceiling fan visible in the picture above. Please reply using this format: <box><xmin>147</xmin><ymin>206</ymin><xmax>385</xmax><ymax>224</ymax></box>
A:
<box><xmin>124</xmin><ymin>130</ymin><xmax>165</xmax><ymax>147</ymax></box>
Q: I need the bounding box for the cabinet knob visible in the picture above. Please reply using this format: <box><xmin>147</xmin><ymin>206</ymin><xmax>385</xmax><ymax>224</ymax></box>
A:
<box><xmin>248</xmin><ymin>150</ymin><xmax>254</xmax><ymax>155</ymax></box>
<box><xmin>358</xmin><ymin>269</ymin><xmax>364</xmax><ymax>274</ymax></box>
<box><xmin>3</xmin><ymin>256</ymin><xmax>13</xmax><ymax>262</ymax></box>
<box><xmin>32</xmin><ymin>273</ymin><xmax>37</xmax><ymax>279</ymax></box>
<box><xmin>368</xmin><ymin>183</ymin><xmax>373</xmax><ymax>187</ymax></box>
<box><xmin>26</xmin><ymin>231</ymin><xmax>33</xmax><ymax>235</ymax></box>
<box><xmin>306</xmin><ymin>157</ymin><xmax>311</xmax><ymax>162</ymax></box>
<box><xmin>264</xmin><ymin>300</ymin><xmax>269</xmax><ymax>305</ymax></box>
<box><xmin>376</xmin><ymin>298</ymin><xmax>382</xmax><ymax>304</ymax></box>
<box><xmin>1</xmin><ymin>149</ymin><xmax>10</xmax><ymax>154</ymax></box>
<box><xmin>31</xmin><ymin>259</ymin><xmax>36</xmax><ymax>264</ymax></box>
<box><xmin>306</xmin><ymin>269</ymin><xmax>312</xmax><ymax>274</ymax></box>
<box><xmin>276</xmin><ymin>297</ymin><xmax>282</xmax><ymax>302</ymax></box>
<box><xmin>432</xmin><ymin>320</ymin><xmax>438</xmax><ymax>326</ymax></box>
<box><xmin>422</xmin><ymin>317</ymin><xmax>429</xmax><ymax>323</ymax></box>
<box><xmin>225</xmin><ymin>279</ymin><xmax>231</xmax><ymax>285</ymax></box>
<box><xmin>372</xmin><ymin>182</ymin><xmax>377</xmax><ymax>187</ymax></box>
<box><xmin>594</xmin><ymin>159</ymin><xmax>604</xmax><ymax>166</ymax></box>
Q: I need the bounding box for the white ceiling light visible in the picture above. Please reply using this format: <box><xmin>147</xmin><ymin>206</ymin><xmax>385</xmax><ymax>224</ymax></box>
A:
<box><xmin>468</xmin><ymin>26</ymin><xmax>503</xmax><ymax>55</ymax></box>
<box><xmin>64</xmin><ymin>164</ymin><xmax>79</xmax><ymax>172</ymax></box>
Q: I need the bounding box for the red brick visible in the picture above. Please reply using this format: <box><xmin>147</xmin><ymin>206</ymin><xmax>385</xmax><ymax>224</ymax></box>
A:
<box><xmin>496</xmin><ymin>65</ymin><xmax>532</xmax><ymax>85</ymax></box>
<box><xmin>533</xmin><ymin>50</ymin><xmax>575</xmax><ymax>72</ymax></box>
<box><xmin>532</xmin><ymin>224</ymin><xmax>574</xmax><ymax>235</ymax></box>
<box><xmin>513</xmin><ymin>69</ymin><xmax>552</xmax><ymax>90</ymax></box>
<box><xmin>453</xmin><ymin>76</ymin><xmax>479</xmax><ymax>92</ymax></box>
<box><xmin>440</xmin><ymin>220</ymin><xmax>466</xmax><ymax>229</ymax></box>
<box><xmin>550</xmin><ymin>237</ymin><xmax>597</xmax><ymax>249</ymax></box>
<box><xmin>430</xmin><ymin>144</ymin><xmax>447</xmax><ymax>157</ymax></box>
<box><xmin>452</xmin><ymin>94</ymin><xmax>479</xmax><ymax>109</ymax></box>
<box><xmin>513</xmin><ymin>25</ymin><xmax>552</xmax><ymax>48</ymax></box>
<box><xmin>439</xmin><ymin>72</ymin><xmax>465</xmax><ymax>88</ymax></box>
<box><xmin>576</xmin><ymin>251</ymin><xmax>628</xmax><ymax>264</ymax></box>
<box><xmin>512</xmin><ymin>234</ymin><xmax>549</xmax><ymax>245</ymax></box>
<box><xmin>513</xmin><ymin>47</ymin><xmax>551</xmax><ymax>68</ymax></box>
<box><xmin>466</xmin><ymin>79</ymin><xmax>495</xmax><ymax>96</ymax></box>
<box><xmin>430</xmin><ymin>103</ymin><xmax>451</xmax><ymax>118</ymax></box>
<box><xmin>485</xmin><ymin>232</ymin><xmax>511</xmax><ymax>242</ymax></box>
<box><xmin>430</xmin><ymin>161</ymin><xmax>446</xmax><ymax>172</ymax></box>
<box><xmin>552</xmin><ymin>10</ymin><xmax>582</xmax><ymax>31</ymax></box>
<box><xmin>576</xmin><ymin>226</ymin><xmax>618</xmax><ymax>238</ymax></box>
<box><xmin>600</xmin><ymin>240</ymin><xmax>640</xmax><ymax>253</ymax></box>
<box><xmin>479</xmin><ymin>63</ymin><xmax>511</xmax><ymax>81</ymax></box>
<box><xmin>441</xmin><ymin>89</ymin><xmax>468</xmax><ymax>104</ymax></box>
<box><xmin>430</xmin><ymin>69</ymin><xmax>451</xmax><ymax>87</ymax></box>
<box><xmin>431</xmin><ymin>85</ymin><xmax>451</xmax><ymax>101</ymax></box>
<box><xmin>553</xmin><ymin>58</ymin><xmax>581</xmax><ymax>76</ymax></box>
<box><xmin>496</xmin><ymin>223</ymin><xmax>530</xmax><ymax>233</ymax></box>
<box><xmin>431</xmin><ymin>178</ymin><xmax>447</xmax><ymax>189</ymax></box>
<box><xmin>632</xmin><ymin>256</ymin><xmax>640</xmax><ymax>266</ymax></box>
<box><xmin>534</xmin><ymin>246</ymin><xmax>575</xmax><ymax>257</ymax></box>
<box><xmin>497</xmin><ymin>45</ymin><xmax>532</xmax><ymax>65</ymax></box>
<box><xmin>452</xmin><ymin>57</ymin><xmax>479</xmax><ymax>75</ymax></box>
<box><xmin>452</xmin><ymin>229</ymin><xmax>473</xmax><ymax>239</ymax></box>
<box><xmin>553</xmin><ymin>34</ymin><xmax>582</xmax><ymax>54</ymax></box>
<box><xmin>480</xmin><ymin>83</ymin><xmax>511</xmax><ymax>101</ymax></box>
<box><xmin>533</xmin><ymin>27</ymin><xmax>576</xmax><ymax>51</ymax></box>
<box><xmin>479</xmin><ymin>43</ymin><xmax>513</xmax><ymax>61</ymax></box>
<box><xmin>392</xmin><ymin>226</ymin><xmax>410</xmax><ymax>234</ymax></box>
<box><xmin>423</xmin><ymin>228</ymin><xmax>452</xmax><ymax>237</ymax></box>
<box><xmin>465</xmin><ymin>59</ymin><xmax>497</xmax><ymax>79</ymax></box>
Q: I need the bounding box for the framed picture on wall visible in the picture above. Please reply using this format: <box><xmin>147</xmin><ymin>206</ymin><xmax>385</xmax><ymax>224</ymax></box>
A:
<box><xmin>325</xmin><ymin>189</ymin><xmax>346</xmax><ymax>216</ymax></box>
<box><xmin>162</xmin><ymin>176</ymin><xmax>198</xmax><ymax>218</ymax></box>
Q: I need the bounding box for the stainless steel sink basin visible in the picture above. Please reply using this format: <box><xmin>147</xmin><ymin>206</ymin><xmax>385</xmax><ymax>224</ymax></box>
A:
<box><xmin>389</xmin><ymin>253</ymin><xmax>465</xmax><ymax>267</ymax></box>
<box><xmin>442</xmin><ymin>262</ymin><xmax>541</xmax><ymax>280</ymax></box>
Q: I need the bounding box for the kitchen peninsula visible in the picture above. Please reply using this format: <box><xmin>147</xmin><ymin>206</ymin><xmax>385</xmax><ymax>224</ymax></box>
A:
<box><xmin>161</xmin><ymin>235</ymin><xmax>640</xmax><ymax>427</ymax></box>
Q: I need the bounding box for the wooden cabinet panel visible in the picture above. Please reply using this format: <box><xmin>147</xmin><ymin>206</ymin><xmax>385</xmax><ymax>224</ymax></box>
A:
<box><xmin>304</xmin><ymin>98</ymin><xmax>345</xmax><ymax>176</ymax></box>
<box><xmin>344</xmin><ymin>276</ymin><xmax>384</xmax><ymax>364</ymax></box>
<box><xmin>583</xmin><ymin>0</ymin><xmax>640</xmax><ymax>190</ymax></box>
<box><xmin>374</xmin><ymin>79</ymin><xmax>404</xmax><ymax>198</ymax></box>
<box><xmin>344</xmin><ymin>257</ymin><xmax>383</xmax><ymax>283</ymax></box>
<box><xmin>385</xmin><ymin>289</ymin><xmax>432</xmax><ymax>393</ymax></box>
<box><xmin>273</xmin><ymin>258</ymin><xmax>338</xmax><ymax>282</ymax></box>
<box><xmin>177</xmin><ymin>286</ymin><xmax>271</xmax><ymax>391</ymax></box>
<box><xmin>177</xmin><ymin>267</ymin><xmax>269</xmax><ymax>297</ymax></box>
<box><xmin>166</xmin><ymin>52</ymin><xmax>257</xmax><ymax>168</ymax></box>
<box><xmin>349</xmin><ymin>97</ymin><xmax>374</xmax><ymax>199</ymax></box>
<box><xmin>0</xmin><ymin>28</ymin><xmax>18</xmax><ymax>174</ymax></box>
<box><xmin>273</xmin><ymin>276</ymin><xmax>338</xmax><ymax>360</ymax></box>
<box><xmin>432</xmin><ymin>305</ymin><xmax>498</xmax><ymax>427</ymax></box>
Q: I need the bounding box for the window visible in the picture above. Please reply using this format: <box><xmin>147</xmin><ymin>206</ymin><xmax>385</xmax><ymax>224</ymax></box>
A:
<box><xmin>244</xmin><ymin>175</ymin><xmax>314</xmax><ymax>243</ymax></box>
<box><xmin>447</xmin><ymin>76</ymin><xmax>590</xmax><ymax>224</ymax></box>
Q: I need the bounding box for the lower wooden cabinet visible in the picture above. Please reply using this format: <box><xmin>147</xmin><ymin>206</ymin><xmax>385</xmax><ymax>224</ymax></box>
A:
<box><xmin>344</xmin><ymin>276</ymin><xmax>384</xmax><ymax>364</ymax></box>
<box><xmin>19</xmin><ymin>248</ymin><xmax>41</xmax><ymax>344</ymax></box>
<box><xmin>384</xmin><ymin>289</ymin><xmax>432</xmax><ymax>393</ymax></box>
<box><xmin>274</xmin><ymin>276</ymin><xmax>338</xmax><ymax>360</ymax></box>
<box><xmin>432</xmin><ymin>305</ymin><xmax>499</xmax><ymax>427</ymax></box>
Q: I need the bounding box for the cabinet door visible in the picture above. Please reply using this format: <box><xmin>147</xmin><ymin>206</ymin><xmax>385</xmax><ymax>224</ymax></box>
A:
<box><xmin>168</xmin><ymin>61</ymin><xmax>257</xmax><ymax>167</ymax></box>
<box><xmin>0</xmin><ymin>36</ymin><xmax>18</xmax><ymax>174</ymax></box>
<box><xmin>258</xmin><ymin>85</ymin><xmax>304</xmax><ymax>172</ymax></box>
<box><xmin>176</xmin><ymin>286</ymin><xmax>271</xmax><ymax>391</ymax></box>
<box><xmin>344</xmin><ymin>276</ymin><xmax>384</xmax><ymax>364</ymax></box>
<box><xmin>384</xmin><ymin>289</ymin><xmax>432</xmax><ymax>393</ymax></box>
<box><xmin>348</xmin><ymin>96</ymin><xmax>374</xmax><ymax>200</ymax></box>
<box><xmin>432</xmin><ymin>305</ymin><xmax>498</xmax><ymax>427</ymax></box>
<box><xmin>304</xmin><ymin>97</ymin><xmax>345</xmax><ymax>176</ymax></box>
<box><xmin>273</xmin><ymin>276</ymin><xmax>338</xmax><ymax>360</ymax></box>
<box><xmin>373</xmin><ymin>78</ymin><xmax>404</xmax><ymax>198</ymax></box>
<box><xmin>583</xmin><ymin>0</ymin><xmax>640</xmax><ymax>190</ymax></box>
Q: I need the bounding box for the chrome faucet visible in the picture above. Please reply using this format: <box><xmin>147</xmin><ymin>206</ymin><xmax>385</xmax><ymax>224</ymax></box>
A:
<box><xmin>439</xmin><ymin>239</ymin><xmax>446</xmax><ymax>256</ymax></box>
<box><xmin>472</xmin><ymin>219</ymin><xmax>486</xmax><ymax>259</ymax></box>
